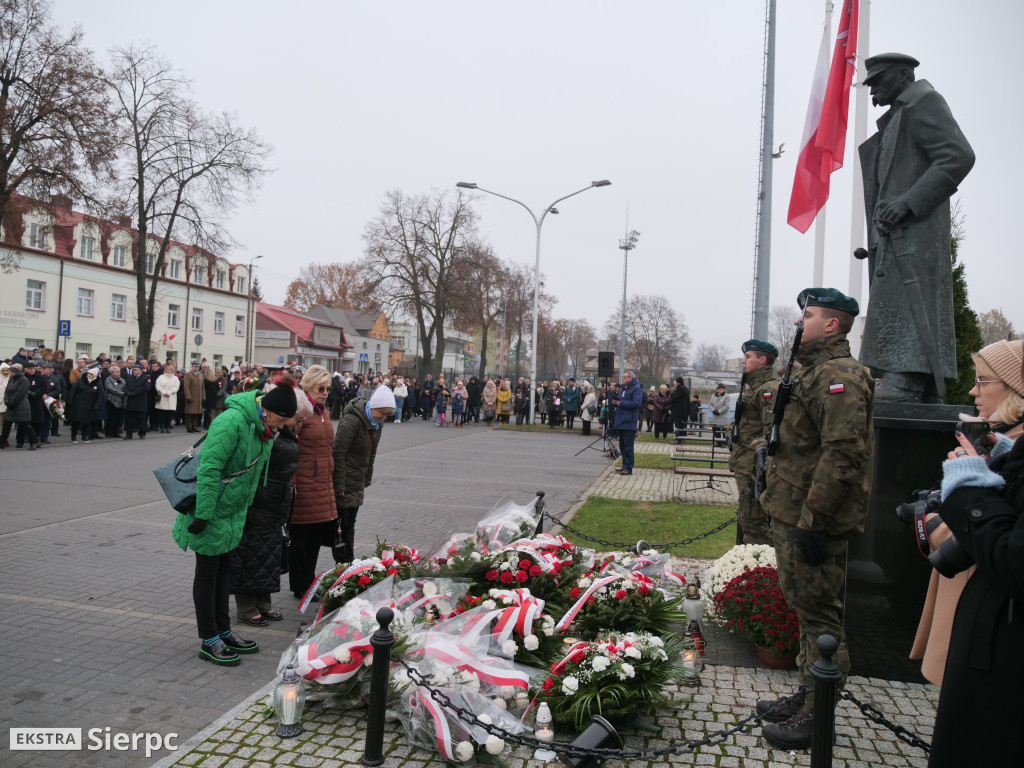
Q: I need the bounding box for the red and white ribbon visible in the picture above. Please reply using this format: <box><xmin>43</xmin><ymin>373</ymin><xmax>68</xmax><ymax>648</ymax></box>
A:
<box><xmin>412</xmin><ymin>688</ymin><xmax>456</xmax><ymax>760</ymax></box>
<box><xmin>555</xmin><ymin>575</ymin><xmax>620</xmax><ymax>631</ymax></box>
<box><xmin>424</xmin><ymin>639</ymin><xmax>530</xmax><ymax>689</ymax></box>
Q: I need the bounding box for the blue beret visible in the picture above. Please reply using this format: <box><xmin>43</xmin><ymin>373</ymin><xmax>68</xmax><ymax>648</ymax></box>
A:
<box><xmin>797</xmin><ymin>287</ymin><xmax>860</xmax><ymax>316</ymax></box>
<box><xmin>741</xmin><ymin>339</ymin><xmax>779</xmax><ymax>357</ymax></box>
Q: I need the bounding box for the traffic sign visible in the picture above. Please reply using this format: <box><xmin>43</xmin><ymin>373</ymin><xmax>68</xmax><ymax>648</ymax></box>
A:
<box><xmin>58</xmin><ymin>320</ymin><xmax>71</xmax><ymax>337</ymax></box>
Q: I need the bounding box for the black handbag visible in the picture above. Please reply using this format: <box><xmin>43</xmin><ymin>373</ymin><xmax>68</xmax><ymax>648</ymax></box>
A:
<box><xmin>153</xmin><ymin>435</ymin><xmax>262</xmax><ymax>514</ymax></box>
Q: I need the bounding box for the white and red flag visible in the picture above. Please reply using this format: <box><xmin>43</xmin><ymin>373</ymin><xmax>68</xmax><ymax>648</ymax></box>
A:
<box><xmin>787</xmin><ymin>0</ymin><xmax>860</xmax><ymax>233</ymax></box>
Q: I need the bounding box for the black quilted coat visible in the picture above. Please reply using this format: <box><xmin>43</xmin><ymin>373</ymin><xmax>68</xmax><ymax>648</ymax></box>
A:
<box><xmin>230</xmin><ymin>426</ymin><xmax>300</xmax><ymax>595</ymax></box>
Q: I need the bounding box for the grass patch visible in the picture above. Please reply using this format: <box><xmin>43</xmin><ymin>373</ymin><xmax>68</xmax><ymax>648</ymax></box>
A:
<box><xmin>617</xmin><ymin>453</ymin><xmax>720</xmax><ymax>470</ymax></box>
<box><xmin>563</xmin><ymin>496</ymin><xmax>736</xmax><ymax>559</ymax></box>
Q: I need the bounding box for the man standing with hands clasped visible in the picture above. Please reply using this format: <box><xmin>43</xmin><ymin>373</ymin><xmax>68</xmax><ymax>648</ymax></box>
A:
<box><xmin>756</xmin><ymin>288</ymin><xmax>874</xmax><ymax>750</ymax></box>
<box><xmin>612</xmin><ymin>371</ymin><xmax>643</xmax><ymax>476</ymax></box>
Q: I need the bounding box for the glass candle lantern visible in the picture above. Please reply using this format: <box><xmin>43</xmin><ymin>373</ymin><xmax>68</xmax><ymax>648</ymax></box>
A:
<box><xmin>273</xmin><ymin>664</ymin><xmax>306</xmax><ymax>738</ymax></box>
<box><xmin>534</xmin><ymin>701</ymin><xmax>557</xmax><ymax>762</ymax></box>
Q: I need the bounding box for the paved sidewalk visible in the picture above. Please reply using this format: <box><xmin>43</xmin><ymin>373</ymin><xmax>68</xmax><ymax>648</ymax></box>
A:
<box><xmin>594</xmin><ymin>467</ymin><xmax>739</xmax><ymax>506</ymax></box>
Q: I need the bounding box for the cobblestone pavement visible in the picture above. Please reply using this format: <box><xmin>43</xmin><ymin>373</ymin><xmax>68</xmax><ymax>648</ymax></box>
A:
<box><xmin>594</xmin><ymin>467</ymin><xmax>739</xmax><ymax>506</ymax></box>
<box><xmin>149</xmin><ymin>663</ymin><xmax>936</xmax><ymax>768</ymax></box>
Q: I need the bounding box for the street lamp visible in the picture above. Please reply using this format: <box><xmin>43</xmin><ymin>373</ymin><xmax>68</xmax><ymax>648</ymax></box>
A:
<box><xmin>618</xmin><ymin>230</ymin><xmax>640</xmax><ymax>382</ymax></box>
<box><xmin>456</xmin><ymin>180</ymin><xmax>611</xmax><ymax>424</ymax></box>
<box><xmin>246</xmin><ymin>254</ymin><xmax>264</xmax><ymax>365</ymax></box>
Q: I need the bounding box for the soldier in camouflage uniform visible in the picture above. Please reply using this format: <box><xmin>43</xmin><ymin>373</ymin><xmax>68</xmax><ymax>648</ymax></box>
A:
<box><xmin>755</xmin><ymin>288</ymin><xmax>875</xmax><ymax>750</ymax></box>
<box><xmin>729</xmin><ymin>339</ymin><xmax>779</xmax><ymax>545</ymax></box>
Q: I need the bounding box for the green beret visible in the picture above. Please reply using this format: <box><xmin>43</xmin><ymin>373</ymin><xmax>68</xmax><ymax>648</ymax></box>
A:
<box><xmin>741</xmin><ymin>339</ymin><xmax>779</xmax><ymax>358</ymax></box>
<box><xmin>797</xmin><ymin>287</ymin><xmax>860</xmax><ymax>316</ymax></box>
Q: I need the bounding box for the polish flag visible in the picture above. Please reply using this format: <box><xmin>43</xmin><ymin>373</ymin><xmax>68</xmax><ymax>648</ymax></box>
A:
<box><xmin>787</xmin><ymin>0</ymin><xmax>860</xmax><ymax>233</ymax></box>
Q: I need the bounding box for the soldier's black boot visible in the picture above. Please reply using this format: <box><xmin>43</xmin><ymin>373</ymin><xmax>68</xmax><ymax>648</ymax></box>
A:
<box><xmin>755</xmin><ymin>689</ymin><xmax>805</xmax><ymax>723</ymax></box>
<box><xmin>762</xmin><ymin>705</ymin><xmax>814</xmax><ymax>750</ymax></box>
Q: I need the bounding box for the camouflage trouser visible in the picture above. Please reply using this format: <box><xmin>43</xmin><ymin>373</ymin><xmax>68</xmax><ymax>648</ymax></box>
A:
<box><xmin>772</xmin><ymin>520</ymin><xmax>850</xmax><ymax>707</ymax></box>
<box><xmin>736</xmin><ymin>472</ymin><xmax>772</xmax><ymax>546</ymax></box>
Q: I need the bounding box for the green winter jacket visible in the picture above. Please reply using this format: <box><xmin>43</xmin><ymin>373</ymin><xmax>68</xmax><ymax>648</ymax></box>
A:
<box><xmin>172</xmin><ymin>391</ymin><xmax>273</xmax><ymax>556</ymax></box>
<box><xmin>332</xmin><ymin>398</ymin><xmax>382</xmax><ymax>510</ymax></box>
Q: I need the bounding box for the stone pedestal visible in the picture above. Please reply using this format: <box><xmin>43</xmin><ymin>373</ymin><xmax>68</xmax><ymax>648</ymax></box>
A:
<box><xmin>845</xmin><ymin>401</ymin><xmax>966</xmax><ymax>683</ymax></box>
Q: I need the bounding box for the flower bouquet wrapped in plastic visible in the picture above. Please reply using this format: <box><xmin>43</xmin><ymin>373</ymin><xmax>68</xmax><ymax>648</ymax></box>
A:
<box><xmin>597</xmin><ymin>548</ymin><xmax>687</xmax><ymax>593</ymax></box>
<box><xmin>393</xmin><ymin>577</ymin><xmax>471</xmax><ymax>627</ymax></box>
<box><xmin>556</xmin><ymin>570</ymin><xmax>685</xmax><ymax>639</ymax></box>
<box><xmin>44</xmin><ymin>395</ymin><xmax>68</xmax><ymax>425</ymax></box>
<box><xmin>474</xmin><ymin>498</ymin><xmax>540</xmax><ymax>553</ymax></box>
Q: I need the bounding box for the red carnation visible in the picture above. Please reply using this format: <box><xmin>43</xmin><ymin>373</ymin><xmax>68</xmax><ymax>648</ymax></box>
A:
<box><xmin>519</xmin><ymin>559</ymin><xmax>532</xmax><ymax>570</ymax></box>
<box><xmin>515</xmin><ymin>571</ymin><xmax>529</xmax><ymax>583</ymax></box>
<box><xmin>358</xmin><ymin>575</ymin><xmax>372</xmax><ymax>586</ymax></box>
<box><xmin>569</xmin><ymin>588</ymin><xmax>581</xmax><ymax>598</ymax></box>
<box><xmin>543</xmin><ymin>676</ymin><xmax>554</xmax><ymax>691</ymax></box>
<box><xmin>387</xmin><ymin>569</ymin><xmax>398</xmax><ymax>576</ymax></box>
<box><xmin>486</xmin><ymin>570</ymin><xmax>500</xmax><ymax>581</ymax></box>
<box><xmin>639</xmin><ymin>585</ymin><xmax>651</xmax><ymax>595</ymax></box>
<box><xmin>615</xmin><ymin>589</ymin><xmax>627</xmax><ymax>599</ymax></box>
<box><xmin>529</xmin><ymin>565</ymin><xmax>543</xmax><ymax>576</ymax></box>
<box><xmin>500</xmin><ymin>572</ymin><xmax>514</xmax><ymax>584</ymax></box>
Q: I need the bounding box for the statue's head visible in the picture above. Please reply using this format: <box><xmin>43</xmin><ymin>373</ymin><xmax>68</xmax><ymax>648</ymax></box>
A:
<box><xmin>864</xmin><ymin>53</ymin><xmax>918</xmax><ymax>107</ymax></box>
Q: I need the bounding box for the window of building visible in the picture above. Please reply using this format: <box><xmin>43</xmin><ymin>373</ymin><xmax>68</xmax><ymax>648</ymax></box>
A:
<box><xmin>111</xmin><ymin>244</ymin><xmax>127</xmax><ymax>268</ymax></box>
<box><xmin>376</xmin><ymin>343</ymin><xmax>381</xmax><ymax>351</ymax></box>
<box><xmin>214</xmin><ymin>312</ymin><xmax>225</xmax><ymax>334</ymax></box>
<box><xmin>81</xmin><ymin>236</ymin><xmax>95</xmax><ymax>261</ymax></box>
<box><xmin>110</xmin><ymin>293</ymin><xmax>126</xmax><ymax>321</ymax></box>
<box><xmin>109</xmin><ymin>345</ymin><xmax>124</xmax><ymax>360</ymax></box>
<box><xmin>362</xmin><ymin>341</ymin><xmax>367</xmax><ymax>349</ymax></box>
<box><xmin>191</xmin><ymin>307</ymin><xmax>203</xmax><ymax>331</ymax></box>
<box><xmin>76</xmin><ymin>288</ymin><xmax>94</xmax><ymax>316</ymax></box>
<box><xmin>146</xmin><ymin>252</ymin><xmax>155</xmax><ymax>274</ymax></box>
<box><xmin>25</xmin><ymin>279</ymin><xmax>45</xmax><ymax>310</ymax></box>
<box><xmin>235</xmin><ymin>315</ymin><xmax>245</xmax><ymax>336</ymax></box>
<box><xmin>75</xmin><ymin>343</ymin><xmax>91</xmax><ymax>359</ymax></box>
<box><xmin>168</xmin><ymin>303</ymin><xmax>180</xmax><ymax>327</ymax></box>
<box><xmin>236</xmin><ymin>276</ymin><xmax>246</xmax><ymax>294</ymax></box>
<box><xmin>213</xmin><ymin>355</ymin><xmax>223</xmax><ymax>369</ymax></box>
<box><xmin>193</xmin><ymin>262</ymin><xmax>204</xmax><ymax>284</ymax></box>
<box><xmin>29</xmin><ymin>223</ymin><xmax>45</xmax><ymax>249</ymax></box>
<box><xmin>166</xmin><ymin>351</ymin><xmax>178</xmax><ymax>365</ymax></box>
<box><xmin>216</xmin><ymin>270</ymin><xmax>225</xmax><ymax>289</ymax></box>
<box><xmin>169</xmin><ymin>259</ymin><xmax>181</xmax><ymax>279</ymax></box>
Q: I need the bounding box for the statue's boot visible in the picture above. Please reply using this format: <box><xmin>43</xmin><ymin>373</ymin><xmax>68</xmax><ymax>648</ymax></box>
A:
<box><xmin>874</xmin><ymin>372</ymin><xmax>943</xmax><ymax>404</ymax></box>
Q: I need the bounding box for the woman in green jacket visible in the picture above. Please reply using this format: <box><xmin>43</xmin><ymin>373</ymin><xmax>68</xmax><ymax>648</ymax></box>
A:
<box><xmin>172</xmin><ymin>381</ymin><xmax>297</xmax><ymax>666</ymax></box>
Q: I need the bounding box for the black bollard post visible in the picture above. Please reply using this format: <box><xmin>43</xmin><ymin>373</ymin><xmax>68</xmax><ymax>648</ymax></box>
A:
<box><xmin>809</xmin><ymin>634</ymin><xmax>842</xmax><ymax>768</ymax></box>
<box><xmin>533</xmin><ymin>490</ymin><xmax>546</xmax><ymax>536</ymax></box>
<box><xmin>362</xmin><ymin>607</ymin><xmax>396</xmax><ymax>766</ymax></box>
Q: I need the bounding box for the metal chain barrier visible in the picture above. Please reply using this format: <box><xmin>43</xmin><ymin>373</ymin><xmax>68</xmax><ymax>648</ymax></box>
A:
<box><xmin>839</xmin><ymin>690</ymin><xmax>932</xmax><ymax>753</ymax></box>
<box><xmin>396</xmin><ymin>656</ymin><xmax>799</xmax><ymax>760</ymax></box>
<box><xmin>540</xmin><ymin>508</ymin><xmax>735</xmax><ymax>550</ymax></box>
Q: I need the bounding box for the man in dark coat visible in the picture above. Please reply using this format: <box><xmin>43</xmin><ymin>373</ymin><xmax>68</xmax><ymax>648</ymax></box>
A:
<box><xmin>612</xmin><ymin>372</ymin><xmax>643</xmax><ymax>475</ymax></box>
<box><xmin>4</xmin><ymin>364</ymin><xmax>37</xmax><ymax>449</ymax></box>
<box><xmin>23</xmin><ymin>360</ymin><xmax>46</xmax><ymax>445</ymax></box>
<box><xmin>858</xmin><ymin>53</ymin><xmax>975</xmax><ymax>403</ymax></box>
<box><xmin>123</xmin><ymin>364</ymin><xmax>151</xmax><ymax>439</ymax></box>
<box><xmin>466</xmin><ymin>376</ymin><xmax>482</xmax><ymax>424</ymax></box>
<box><xmin>668</xmin><ymin>376</ymin><xmax>690</xmax><ymax>439</ymax></box>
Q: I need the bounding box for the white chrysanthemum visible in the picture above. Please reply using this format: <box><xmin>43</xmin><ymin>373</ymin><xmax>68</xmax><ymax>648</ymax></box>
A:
<box><xmin>421</xmin><ymin>581</ymin><xmax>438</xmax><ymax>597</ymax></box>
<box><xmin>620</xmin><ymin>663</ymin><xmax>635</xmax><ymax>679</ymax></box>
<box><xmin>500</xmin><ymin>561</ymin><xmax>514</xmax><ymax>572</ymax></box>
<box><xmin>523</xmin><ymin>634</ymin><xmax>539</xmax><ymax>651</ymax></box>
<box><xmin>335</xmin><ymin>648</ymin><xmax>352</xmax><ymax>663</ymax></box>
<box><xmin>363</xmin><ymin>653</ymin><xmax>373</xmax><ymax>668</ymax></box>
<box><xmin>515</xmin><ymin>691</ymin><xmax>529</xmax><ymax>705</ymax></box>
<box><xmin>493</xmin><ymin>698</ymin><xmax>507</xmax><ymax>710</ymax></box>
<box><xmin>482</xmin><ymin>599</ymin><xmax>496</xmax><ymax>610</ymax></box>
<box><xmin>485</xmin><ymin>736</ymin><xmax>504</xmax><ymax>755</ymax></box>
<box><xmin>502</xmin><ymin>640</ymin><xmax>518</xmax><ymax>656</ymax></box>
<box><xmin>470</xmin><ymin>551</ymin><xmax>482</xmax><ymax>561</ymax></box>
<box><xmin>625</xmin><ymin>646</ymin><xmax>642</xmax><ymax>659</ymax></box>
<box><xmin>477</xmin><ymin>713</ymin><xmax>493</xmax><ymax>725</ymax></box>
<box><xmin>561</xmin><ymin>676</ymin><xmax>579</xmax><ymax>694</ymax></box>
<box><xmin>454</xmin><ymin>740</ymin><xmax>474</xmax><ymax>762</ymax></box>
<box><xmin>501</xmin><ymin>685</ymin><xmax>516</xmax><ymax>700</ymax></box>
<box><xmin>591</xmin><ymin>656</ymin><xmax>609</xmax><ymax>672</ymax></box>
<box><xmin>578</xmin><ymin>577</ymin><xmax>592</xmax><ymax>589</ymax></box>
<box><xmin>373</xmin><ymin>561</ymin><xmax>385</xmax><ymax>572</ymax></box>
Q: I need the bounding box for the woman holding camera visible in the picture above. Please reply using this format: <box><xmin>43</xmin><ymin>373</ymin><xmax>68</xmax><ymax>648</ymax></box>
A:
<box><xmin>925</xmin><ymin>339</ymin><xmax>1023</xmax><ymax>767</ymax></box>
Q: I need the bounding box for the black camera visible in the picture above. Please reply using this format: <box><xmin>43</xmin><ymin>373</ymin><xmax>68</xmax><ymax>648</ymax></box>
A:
<box><xmin>896</xmin><ymin>489</ymin><xmax>974</xmax><ymax>578</ymax></box>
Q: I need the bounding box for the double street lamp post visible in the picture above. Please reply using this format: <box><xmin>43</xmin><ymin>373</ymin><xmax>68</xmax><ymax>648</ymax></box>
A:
<box><xmin>455</xmin><ymin>180</ymin><xmax>611</xmax><ymax>424</ymax></box>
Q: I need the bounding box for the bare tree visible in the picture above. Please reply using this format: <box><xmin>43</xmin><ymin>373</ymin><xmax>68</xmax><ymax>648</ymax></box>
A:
<box><xmin>360</xmin><ymin>188</ymin><xmax>477</xmax><ymax>379</ymax></box>
<box><xmin>109</xmin><ymin>45</ymin><xmax>271</xmax><ymax>359</ymax></box>
<box><xmin>768</xmin><ymin>304</ymin><xmax>800</xmax><ymax>357</ymax></box>
<box><xmin>692</xmin><ymin>343</ymin><xmax>729</xmax><ymax>375</ymax></box>
<box><xmin>447</xmin><ymin>243</ymin><xmax>505</xmax><ymax>376</ymax></box>
<box><xmin>283</xmin><ymin>261</ymin><xmax>376</xmax><ymax>314</ymax></box>
<box><xmin>603</xmin><ymin>294</ymin><xmax>690</xmax><ymax>384</ymax></box>
<box><xmin>562</xmin><ymin>318</ymin><xmax>597</xmax><ymax>379</ymax></box>
<box><xmin>0</xmin><ymin>0</ymin><xmax>119</xmax><ymax>271</ymax></box>
<box><xmin>536</xmin><ymin>313</ymin><xmax>569</xmax><ymax>380</ymax></box>
<box><xmin>978</xmin><ymin>308</ymin><xmax>1017</xmax><ymax>345</ymax></box>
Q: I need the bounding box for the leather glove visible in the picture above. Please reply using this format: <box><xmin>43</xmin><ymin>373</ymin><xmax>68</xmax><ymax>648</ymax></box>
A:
<box><xmin>187</xmin><ymin>518</ymin><xmax>208</xmax><ymax>534</ymax></box>
<box><xmin>794</xmin><ymin>528</ymin><xmax>827</xmax><ymax>567</ymax></box>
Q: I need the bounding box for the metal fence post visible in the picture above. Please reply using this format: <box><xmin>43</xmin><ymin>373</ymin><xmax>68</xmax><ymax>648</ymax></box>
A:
<box><xmin>533</xmin><ymin>490</ymin><xmax>546</xmax><ymax>536</ymax></box>
<box><xmin>362</xmin><ymin>607</ymin><xmax>396</xmax><ymax>766</ymax></box>
<box><xmin>810</xmin><ymin>634</ymin><xmax>842</xmax><ymax>768</ymax></box>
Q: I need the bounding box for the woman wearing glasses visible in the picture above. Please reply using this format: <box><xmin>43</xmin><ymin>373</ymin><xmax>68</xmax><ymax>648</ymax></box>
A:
<box><xmin>912</xmin><ymin>340</ymin><xmax>1023</xmax><ymax>767</ymax></box>
<box><xmin>287</xmin><ymin>365</ymin><xmax>339</xmax><ymax>599</ymax></box>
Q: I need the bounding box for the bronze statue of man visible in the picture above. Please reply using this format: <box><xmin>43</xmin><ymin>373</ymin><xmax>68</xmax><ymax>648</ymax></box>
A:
<box><xmin>858</xmin><ymin>53</ymin><xmax>975</xmax><ymax>403</ymax></box>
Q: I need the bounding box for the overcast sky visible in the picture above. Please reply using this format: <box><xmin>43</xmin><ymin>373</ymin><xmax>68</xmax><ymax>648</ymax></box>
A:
<box><xmin>52</xmin><ymin>1</ymin><xmax>1023</xmax><ymax>356</ymax></box>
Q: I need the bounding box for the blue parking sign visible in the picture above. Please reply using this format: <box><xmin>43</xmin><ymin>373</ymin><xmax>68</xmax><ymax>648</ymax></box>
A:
<box><xmin>58</xmin><ymin>320</ymin><xmax>71</xmax><ymax>337</ymax></box>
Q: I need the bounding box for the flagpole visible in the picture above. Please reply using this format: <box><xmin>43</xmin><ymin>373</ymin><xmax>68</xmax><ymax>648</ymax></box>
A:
<box><xmin>812</xmin><ymin>1</ymin><xmax>834</xmax><ymax>286</ymax></box>
<box><xmin>848</xmin><ymin>0</ymin><xmax>869</xmax><ymax>357</ymax></box>
<box><xmin>752</xmin><ymin>0</ymin><xmax>776</xmax><ymax>341</ymax></box>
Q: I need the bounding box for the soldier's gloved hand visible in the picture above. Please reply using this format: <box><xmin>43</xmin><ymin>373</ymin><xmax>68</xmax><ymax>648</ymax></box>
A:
<box><xmin>794</xmin><ymin>528</ymin><xmax>827</xmax><ymax>566</ymax></box>
<box><xmin>187</xmin><ymin>518</ymin><xmax>208</xmax><ymax>534</ymax></box>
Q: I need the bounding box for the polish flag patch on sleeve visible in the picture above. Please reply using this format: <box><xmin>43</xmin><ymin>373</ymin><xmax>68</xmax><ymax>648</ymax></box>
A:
<box><xmin>763</xmin><ymin>392</ymin><xmax>772</xmax><ymax>398</ymax></box>
<box><xmin>829</xmin><ymin>383</ymin><xmax>846</xmax><ymax>394</ymax></box>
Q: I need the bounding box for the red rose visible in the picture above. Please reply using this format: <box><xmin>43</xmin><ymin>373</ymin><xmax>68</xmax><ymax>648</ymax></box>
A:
<box><xmin>500</xmin><ymin>572</ymin><xmax>514</xmax><ymax>584</ymax></box>
<box><xmin>358</xmin><ymin>575</ymin><xmax>372</xmax><ymax>586</ymax></box>
<box><xmin>529</xmin><ymin>565</ymin><xmax>543</xmax><ymax>576</ymax></box>
<box><xmin>486</xmin><ymin>570</ymin><xmax>500</xmax><ymax>581</ymax></box>
<box><xmin>615</xmin><ymin>589</ymin><xmax>627</xmax><ymax>599</ymax></box>
<box><xmin>515</xmin><ymin>571</ymin><xmax>529</xmax><ymax>583</ymax></box>
<box><xmin>519</xmin><ymin>559</ymin><xmax>532</xmax><ymax>570</ymax></box>
<box><xmin>569</xmin><ymin>588</ymin><xmax>581</xmax><ymax>598</ymax></box>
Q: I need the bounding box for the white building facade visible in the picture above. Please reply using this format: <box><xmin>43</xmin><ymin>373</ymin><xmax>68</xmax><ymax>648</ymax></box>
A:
<box><xmin>1</xmin><ymin>199</ymin><xmax>251</xmax><ymax>367</ymax></box>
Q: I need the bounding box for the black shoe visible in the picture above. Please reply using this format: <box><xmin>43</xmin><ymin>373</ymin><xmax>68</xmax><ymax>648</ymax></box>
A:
<box><xmin>762</xmin><ymin>706</ymin><xmax>814</xmax><ymax>750</ymax></box>
<box><xmin>28</xmin><ymin>442</ymin><xmax>40</xmax><ymax>451</ymax></box>
<box><xmin>756</xmin><ymin>690</ymin><xmax>806</xmax><ymax>723</ymax></box>
<box><xmin>220</xmin><ymin>631</ymin><xmax>259</xmax><ymax>654</ymax></box>
<box><xmin>239</xmin><ymin>615</ymin><xmax>269</xmax><ymax>627</ymax></box>
<box><xmin>262</xmin><ymin>611</ymin><xmax>284</xmax><ymax>621</ymax></box>
<box><xmin>138</xmin><ymin>435</ymin><xmax>146</xmax><ymax>439</ymax></box>
<box><xmin>616</xmin><ymin>469</ymin><xmax>632</xmax><ymax>475</ymax></box>
<box><xmin>93</xmin><ymin>434</ymin><xmax>104</xmax><ymax>440</ymax></box>
<box><xmin>199</xmin><ymin>640</ymin><xmax>241</xmax><ymax>666</ymax></box>
<box><xmin>123</xmin><ymin>435</ymin><xmax>132</xmax><ymax>440</ymax></box>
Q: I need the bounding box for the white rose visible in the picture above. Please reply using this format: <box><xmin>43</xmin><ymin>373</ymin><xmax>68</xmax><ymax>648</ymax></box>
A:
<box><xmin>561</xmin><ymin>676</ymin><xmax>579</xmax><ymax>694</ymax></box>
<box><xmin>524</xmin><ymin>634</ymin><xmax>540</xmax><ymax>651</ymax></box>
<box><xmin>470</xmin><ymin>551</ymin><xmax>482</xmax><ymax>561</ymax></box>
<box><xmin>485</xmin><ymin>736</ymin><xmax>504</xmax><ymax>755</ymax></box>
<box><xmin>579</xmin><ymin>577</ymin><xmax>592</xmax><ymax>589</ymax></box>
<box><xmin>591</xmin><ymin>656</ymin><xmax>609</xmax><ymax>672</ymax></box>
<box><xmin>422</xmin><ymin>581</ymin><xmax>438</xmax><ymax>597</ymax></box>
<box><xmin>502</xmin><ymin>640</ymin><xmax>518</xmax><ymax>656</ymax></box>
<box><xmin>454</xmin><ymin>741</ymin><xmax>474</xmax><ymax>762</ymax></box>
